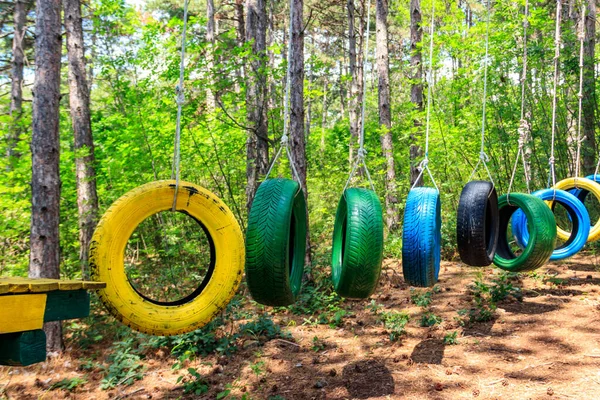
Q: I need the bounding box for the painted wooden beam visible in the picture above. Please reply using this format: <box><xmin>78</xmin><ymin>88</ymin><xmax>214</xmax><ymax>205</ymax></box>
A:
<box><xmin>0</xmin><ymin>294</ymin><xmax>47</xmax><ymax>333</ymax></box>
<box><xmin>0</xmin><ymin>330</ymin><xmax>47</xmax><ymax>366</ymax></box>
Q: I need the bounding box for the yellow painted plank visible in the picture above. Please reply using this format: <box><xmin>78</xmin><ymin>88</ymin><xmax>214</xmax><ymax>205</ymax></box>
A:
<box><xmin>56</xmin><ymin>280</ymin><xmax>83</xmax><ymax>290</ymax></box>
<box><xmin>81</xmin><ymin>281</ymin><xmax>106</xmax><ymax>290</ymax></box>
<box><xmin>0</xmin><ymin>283</ymin><xmax>8</xmax><ymax>295</ymax></box>
<box><xmin>26</xmin><ymin>279</ymin><xmax>60</xmax><ymax>293</ymax></box>
<box><xmin>0</xmin><ymin>294</ymin><xmax>47</xmax><ymax>334</ymax></box>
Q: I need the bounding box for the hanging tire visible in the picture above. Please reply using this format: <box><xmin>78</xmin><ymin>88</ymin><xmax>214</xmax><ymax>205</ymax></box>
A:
<box><xmin>553</xmin><ymin>177</ymin><xmax>600</xmax><ymax>243</ymax></box>
<box><xmin>569</xmin><ymin>174</ymin><xmax>600</xmax><ymax>201</ymax></box>
<box><xmin>511</xmin><ymin>189</ymin><xmax>590</xmax><ymax>261</ymax></box>
<box><xmin>402</xmin><ymin>187</ymin><xmax>441</xmax><ymax>287</ymax></box>
<box><xmin>245</xmin><ymin>178</ymin><xmax>307</xmax><ymax>306</ymax></box>
<box><xmin>89</xmin><ymin>180</ymin><xmax>245</xmax><ymax>336</ymax></box>
<box><xmin>456</xmin><ymin>181</ymin><xmax>499</xmax><ymax>266</ymax></box>
<box><xmin>331</xmin><ymin>188</ymin><xmax>384</xmax><ymax>299</ymax></box>
<box><xmin>493</xmin><ymin>193</ymin><xmax>556</xmax><ymax>272</ymax></box>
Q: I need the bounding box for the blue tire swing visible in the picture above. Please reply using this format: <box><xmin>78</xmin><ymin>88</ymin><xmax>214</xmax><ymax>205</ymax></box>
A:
<box><xmin>510</xmin><ymin>0</ymin><xmax>590</xmax><ymax>262</ymax></box>
<box><xmin>456</xmin><ymin>0</ymin><xmax>499</xmax><ymax>268</ymax></box>
<box><xmin>491</xmin><ymin>0</ymin><xmax>558</xmax><ymax>272</ymax></box>
<box><xmin>330</xmin><ymin>0</ymin><xmax>384</xmax><ymax>299</ymax></box>
<box><xmin>402</xmin><ymin>1</ymin><xmax>441</xmax><ymax>288</ymax></box>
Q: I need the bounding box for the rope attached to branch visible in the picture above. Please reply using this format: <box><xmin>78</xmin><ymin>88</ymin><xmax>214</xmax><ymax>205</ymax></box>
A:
<box><xmin>171</xmin><ymin>0</ymin><xmax>190</xmax><ymax>211</ymax></box>
<box><xmin>345</xmin><ymin>0</ymin><xmax>375</xmax><ymax>192</ymax></box>
<box><xmin>548</xmin><ymin>0</ymin><xmax>562</xmax><ymax>194</ymax></box>
<box><xmin>574</xmin><ymin>3</ymin><xmax>586</xmax><ymax>181</ymax></box>
<box><xmin>468</xmin><ymin>0</ymin><xmax>494</xmax><ymax>186</ymax></box>
<box><xmin>412</xmin><ymin>0</ymin><xmax>438</xmax><ymax>191</ymax></box>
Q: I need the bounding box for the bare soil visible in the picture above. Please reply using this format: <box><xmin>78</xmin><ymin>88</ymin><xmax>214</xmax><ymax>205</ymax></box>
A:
<box><xmin>3</xmin><ymin>254</ymin><xmax>600</xmax><ymax>400</ymax></box>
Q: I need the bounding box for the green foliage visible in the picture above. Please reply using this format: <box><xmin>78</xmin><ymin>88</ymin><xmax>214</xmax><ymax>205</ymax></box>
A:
<box><xmin>443</xmin><ymin>331</ymin><xmax>459</xmax><ymax>345</ymax></box>
<box><xmin>49</xmin><ymin>377</ymin><xmax>88</xmax><ymax>391</ymax></box>
<box><xmin>420</xmin><ymin>312</ymin><xmax>442</xmax><ymax>327</ymax></box>
<box><xmin>410</xmin><ymin>289</ymin><xmax>433</xmax><ymax>307</ymax></box>
<box><xmin>100</xmin><ymin>338</ymin><xmax>146</xmax><ymax>389</ymax></box>
<box><xmin>177</xmin><ymin>368</ymin><xmax>209</xmax><ymax>395</ymax></box>
<box><xmin>238</xmin><ymin>314</ymin><xmax>291</xmax><ymax>341</ymax></box>
<box><xmin>379</xmin><ymin>311</ymin><xmax>410</xmax><ymax>342</ymax></box>
<box><xmin>311</xmin><ymin>336</ymin><xmax>326</xmax><ymax>352</ymax></box>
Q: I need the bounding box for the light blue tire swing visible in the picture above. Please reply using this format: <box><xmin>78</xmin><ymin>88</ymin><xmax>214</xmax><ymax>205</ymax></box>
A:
<box><xmin>402</xmin><ymin>0</ymin><xmax>441</xmax><ymax>288</ymax></box>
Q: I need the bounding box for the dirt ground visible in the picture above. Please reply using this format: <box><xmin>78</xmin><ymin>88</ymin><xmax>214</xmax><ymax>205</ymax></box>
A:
<box><xmin>3</xmin><ymin>254</ymin><xmax>600</xmax><ymax>400</ymax></box>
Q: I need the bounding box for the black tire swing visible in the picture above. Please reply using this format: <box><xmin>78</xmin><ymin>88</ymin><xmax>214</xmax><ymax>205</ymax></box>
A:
<box><xmin>331</xmin><ymin>0</ymin><xmax>384</xmax><ymax>299</ymax></box>
<box><xmin>244</xmin><ymin>1</ymin><xmax>307</xmax><ymax>306</ymax></box>
<box><xmin>402</xmin><ymin>1</ymin><xmax>441</xmax><ymax>288</ymax></box>
<box><xmin>456</xmin><ymin>0</ymin><xmax>499</xmax><ymax>267</ymax></box>
<box><xmin>492</xmin><ymin>0</ymin><xmax>557</xmax><ymax>272</ymax></box>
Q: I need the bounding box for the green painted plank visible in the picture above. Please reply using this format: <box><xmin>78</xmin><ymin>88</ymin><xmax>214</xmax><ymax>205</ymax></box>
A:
<box><xmin>0</xmin><ymin>330</ymin><xmax>46</xmax><ymax>366</ymax></box>
<box><xmin>44</xmin><ymin>290</ymin><xmax>90</xmax><ymax>322</ymax></box>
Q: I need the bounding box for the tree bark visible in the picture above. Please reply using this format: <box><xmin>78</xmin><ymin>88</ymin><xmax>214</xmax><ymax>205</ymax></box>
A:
<box><xmin>30</xmin><ymin>0</ymin><xmax>63</xmax><ymax>352</ymax></box>
<box><xmin>409</xmin><ymin>0</ymin><xmax>424</xmax><ymax>186</ymax></box>
<box><xmin>64</xmin><ymin>0</ymin><xmax>99</xmax><ymax>280</ymax></box>
<box><xmin>347</xmin><ymin>0</ymin><xmax>357</xmax><ymax>164</ymax></box>
<box><xmin>7</xmin><ymin>0</ymin><xmax>27</xmax><ymax>166</ymax></box>
<box><xmin>206</xmin><ymin>0</ymin><xmax>216</xmax><ymax>111</ymax></box>
<box><xmin>289</xmin><ymin>0</ymin><xmax>310</xmax><ymax>266</ymax></box>
<box><xmin>376</xmin><ymin>0</ymin><xmax>399</xmax><ymax>231</ymax></box>
<box><xmin>245</xmin><ymin>0</ymin><xmax>269</xmax><ymax>210</ymax></box>
<box><xmin>582</xmin><ymin>0</ymin><xmax>596</xmax><ymax>174</ymax></box>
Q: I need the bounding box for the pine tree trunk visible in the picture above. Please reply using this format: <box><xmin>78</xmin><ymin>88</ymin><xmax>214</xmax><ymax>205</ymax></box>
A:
<box><xmin>582</xmin><ymin>0</ymin><xmax>596</xmax><ymax>174</ymax></box>
<box><xmin>347</xmin><ymin>0</ymin><xmax>358</xmax><ymax>164</ymax></box>
<box><xmin>376</xmin><ymin>0</ymin><xmax>399</xmax><ymax>231</ymax></box>
<box><xmin>206</xmin><ymin>0</ymin><xmax>216</xmax><ymax>110</ymax></box>
<box><xmin>289</xmin><ymin>0</ymin><xmax>310</xmax><ymax>266</ymax></box>
<box><xmin>245</xmin><ymin>0</ymin><xmax>269</xmax><ymax>210</ymax></box>
<box><xmin>7</xmin><ymin>0</ymin><xmax>27</xmax><ymax>166</ymax></box>
<box><xmin>64</xmin><ymin>0</ymin><xmax>99</xmax><ymax>280</ymax></box>
<box><xmin>409</xmin><ymin>0</ymin><xmax>424</xmax><ymax>186</ymax></box>
<box><xmin>30</xmin><ymin>0</ymin><xmax>64</xmax><ymax>353</ymax></box>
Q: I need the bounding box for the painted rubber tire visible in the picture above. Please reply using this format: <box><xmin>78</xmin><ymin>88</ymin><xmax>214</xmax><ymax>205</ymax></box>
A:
<box><xmin>569</xmin><ymin>174</ymin><xmax>600</xmax><ymax>201</ymax></box>
<box><xmin>456</xmin><ymin>181</ymin><xmax>499</xmax><ymax>266</ymax></box>
<box><xmin>331</xmin><ymin>188</ymin><xmax>384</xmax><ymax>299</ymax></box>
<box><xmin>89</xmin><ymin>180</ymin><xmax>245</xmax><ymax>336</ymax></box>
<box><xmin>512</xmin><ymin>189</ymin><xmax>590</xmax><ymax>261</ymax></box>
<box><xmin>493</xmin><ymin>193</ymin><xmax>556</xmax><ymax>272</ymax></box>
<box><xmin>553</xmin><ymin>177</ymin><xmax>600</xmax><ymax>242</ymax></box>
<box><xmin>245</xmin><ymin>178</ymin><xmax>307</xmax><ymax>306</ymax></box>
<box><xmin>402</xmin><ymin>187</ymin><xmax>441</xmax><ymax>287</ymax></box>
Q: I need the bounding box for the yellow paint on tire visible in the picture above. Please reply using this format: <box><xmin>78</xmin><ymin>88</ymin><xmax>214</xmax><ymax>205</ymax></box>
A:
<box><xmin>553</xmin><ymin>177</ymin><xmax>600</xmax><ymax>243</ymax></box>
<box><xmin>89</xmin><ymin>180</ymin><xmax>244</xmax><ymax>336</ymax></box>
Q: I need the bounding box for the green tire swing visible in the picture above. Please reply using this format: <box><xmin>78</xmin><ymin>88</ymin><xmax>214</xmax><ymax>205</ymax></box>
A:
<box><xmin>456</xmin><ymin>0</ymin><xmax>499</xmax><ymax>267</ymax></box>
<box><xmin>493</xmin><ymin>0</ymin><xmax>556</xmax><ymax>272</ymax></box>
<box><xmin>402</xmin><ymin>0</ymin><xmax>441</xmax><ymax>288</ymax></box>
<box><xmin>331</xmin><ymin>0</ymin><xmax>383</xmax><ymax>299</ymax></box>
<box><xmin>244</xmin><ymin>1</ymin><xmax>307</xmax><ymax>306</ymax></box>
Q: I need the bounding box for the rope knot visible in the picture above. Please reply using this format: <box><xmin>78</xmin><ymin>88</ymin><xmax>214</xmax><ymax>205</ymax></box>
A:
<box><xmin>175</xmin><ymin>85</ymin><xmax>186</xmax><ymax>106</ymax></box>
<box><xmin>280</xmin><ymin>134</ymin><xmax>289</xmax><ymax>145</ymax></box>
<box><xmin>549</xmin><ymin>156</ymin><xmax>555</xmax><ymax>165</ymax></box>
<box><xmin>419</xmin><ymin>158</ymin><xmax>429</xmax><ymax>171</ymax></box>
<box><xmin>357</xmin><ymin>148</ymin><xmax>367</xmax><ymax>159</ymax></box>
<box><xmin>479</xmin><ymin>151</ymin><xmax>490</xmax><ymax>162</ymax></box>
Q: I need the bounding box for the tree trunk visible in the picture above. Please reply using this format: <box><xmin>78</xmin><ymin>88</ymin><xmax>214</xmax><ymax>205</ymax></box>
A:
<box><xmin>376</xmin><ymin>0</ymin><xmax>399</xmax><ymax>231</ymax></box>
<box><xmin>582</xmin><ymin>0</ymin><xmax>596</xmax><ymax>174</ymax></box>
<box><xmin>288</xmin><ymin>0</ymin><xmax>310</xmax><ymax>266</ymax></box>
<box><xmin>30</xmin><ymin>0</ymin><xmax>63</xmax><ymax>352</ymax></box>
<box><xmin>347</xmin><ymin>0</ymin><xmax>359</xmax><ymax>164</ymax></box>
<box><xmin>7</xmin><ymin>0</ymin><xmax>27</xmax><ymax>166</ymax></box>
<box><xmin>64</xmin><ymin>0</ymin><xmax>99</xmax><ymax>280</ymax></box>
<box><xmin>320</xmin><ymin>77</ymin><xmax>328</xmax><ymax>155</ymax></box>
<box><xmin>409</xmin><ymin>0</ymin><xmax>424</xmax><ymax>186</ymax></box>
<box><xmin>206</xmin><ymin>0</ymin><xmax>216</xmax><ymax>111</ymax></box>
<box><xmin>245</xmin><ymin>0</ymin><xmax>269</xmax><ymax>210</ymax></box>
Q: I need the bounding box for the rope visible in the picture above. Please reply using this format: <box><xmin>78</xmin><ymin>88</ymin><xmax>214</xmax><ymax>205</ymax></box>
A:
<box><xmin>264</xmin><ymin>0</ymin><xmax>301</xmax><ymax>183</ymax></box>
<box><xmin>468</xmin><ymin>0</ymin><xmax>494</xmax><ymax>186</ymax></box>
<box><xmin>412</xmin><ymin>0</ymin><xmax>438</xmax><ymax>192</ymax></box>
<box><xmin>345</xmin><ymin>0</ymin><xmax>375</xmax><ymax>192</ymax></box>
<box><xmin>574</xmin><ymin>2</ymin><xmax>586</xmax><ymax>182</ymax></box>
<box><xmin>548</xmin><ymin>0</ymin><xmax>561</xmax><ymax>195</ymax></box>
<box><xmin>171</xmin><ymin>0</ymin><xmax>190</xmax><ymax>211</ymax></box>
<box><xmin>507</xmin><ymin>0</ymin><xmax>530</xmax><ymax>204</ymax></box>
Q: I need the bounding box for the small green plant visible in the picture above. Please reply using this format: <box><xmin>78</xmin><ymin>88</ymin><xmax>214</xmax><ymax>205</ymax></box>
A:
<box><xmin>250</xmin><ymin>360</ymin><xmax>266</xmax><ymax>378</ymax></box>
<box><xmin>489</xmin><ymin>273</ymin><xmax>522</xmax><ymax>302</ymax></box>
<box><xmin>311</xmin><ymin>336</ymin><xmax>326</xmax><ymax>352</ymax></box>
<box><xmin>443</xmin><ymin>331</ymin><xmax>459</xmax><ymax>345</ymax></box>
<box><xmin>239</xmin><ymin>314</ymin><xmax>291</xmax><ymax>341</ymax></box>
<box><xmin>410</xmin><ymin>289</ymin><xmax>433</xmax><ymax>307</ymax></box>
<box><xmin>420</xmin><ymin>312</ymin><xmax>442</xmax><ymax>327</ymax></box>
<box><xmin>365</xmin><ymin>300</ymin><xmax>383</xmax><ymax>314</ymax></box>
<box><xmin>100</xmin><ymin>342</ymin><xmax>145</xmax><ymax>389</ymax></box>
<box><xmin>177</xmin><ymin>368</ymin><xmax>209</xmax><ymax>395</ymax></box>
<box><xmin>49</xmin><ymin>377</ymin><xmax>87</xmax><ymax>391</ymax></box>
<box><xmin>379</xmin><ymin>311</ymin><xmax>410</xmax><ymax>341</ymax></box>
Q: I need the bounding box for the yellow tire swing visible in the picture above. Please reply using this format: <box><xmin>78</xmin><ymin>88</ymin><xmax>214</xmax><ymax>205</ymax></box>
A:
<box><xmin>90</xmin><ymin>1</ymin><xmax>245</xmax><ymax>336</ymax></box>
<box><xmin>244</xmin><ymin>0</ymin><xmax>308</xmax><ymax>307</ymax></box>
<box><xmin>331</xmin><ymin>0</ymin><xmax>383</xmax><ymax>299</ymax></box>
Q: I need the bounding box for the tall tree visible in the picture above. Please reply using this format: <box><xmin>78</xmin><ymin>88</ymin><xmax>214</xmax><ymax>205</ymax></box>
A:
<box><xmin>245</xmin><ymin>0</ymin><xmax>269</xmax><ymax>210</ymax></box>
<box><xmin>347</xmin><ymin>0</ymin><xmax>363</xmax><ymax>164</ymax></box>
<box><xmin>64</xmin><ymin>0</ymin><xmax>99</xmax><ymax>280</ymax></box>
<box><xmin>288</xmin><ymin>0</ymin><xmax>310</xmax><ymax>265</ymax></box>
<box><xmin>206</xmin><ymin>0</ymin><xmax>216</xmax><ymax>110</ymax></box>
<box><xmin>376</xmin><ymin>0</ymin><xmax>399</xmax><ymax>231</ymax></box>
<box><xmin>582</xmin><ymin>0</ymin><xmax>596</xmax><ymax>174</ymax></box>
<box><xmin>30</xmin><ymin>0</ymin><xmax>63</xmax><ymax>352</ymax></box>
<box><xmin>7</xmin><ymin>0</ymin><xmax>27</xmax><ymax>166</ymax></box>
<box><xmin>409</xmin><ymin>0</ymin><xmax>423</xmax><ymax>186</ymax></box>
